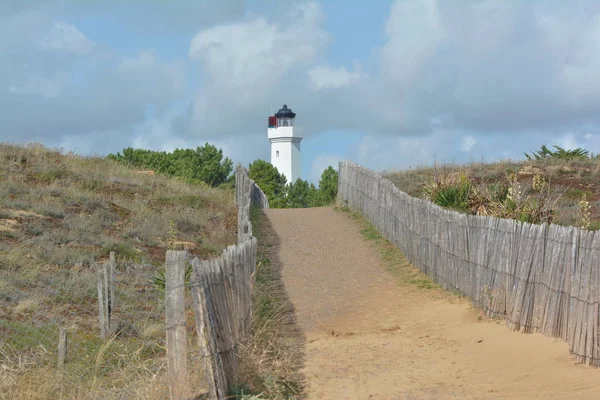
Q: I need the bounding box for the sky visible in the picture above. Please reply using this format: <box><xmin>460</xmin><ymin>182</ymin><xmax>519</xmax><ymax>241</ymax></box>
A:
<box><xmin>3</xmin><ymin>0</ymin><xmax>600</xmax><ymax>184</ymax></box>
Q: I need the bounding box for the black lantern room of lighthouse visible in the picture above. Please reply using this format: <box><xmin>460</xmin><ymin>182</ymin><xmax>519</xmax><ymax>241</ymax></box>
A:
<box><xmin>268</xmin><ymin>104</ymin><xmax>296</xmax><ymax>128</ymax></box>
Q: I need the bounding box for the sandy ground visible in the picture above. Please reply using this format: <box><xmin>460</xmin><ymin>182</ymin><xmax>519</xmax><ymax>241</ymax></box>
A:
<box><xmin>266</xmin><ymin>207</ymin><xmax>600</xmax><ymax>400</ymax></box>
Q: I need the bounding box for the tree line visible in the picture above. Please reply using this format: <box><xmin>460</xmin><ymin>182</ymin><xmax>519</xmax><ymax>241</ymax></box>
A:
<box><xmin>247</xmin><ymin>160</ymin><xmax>338</xmax><ymax>208</ymax></box>
<box><xmin>107</xmin><ymin>145</ymin><xmax>234</xmax><ymax>187</ymax></box>
<box><xmin>108</xmin><ymin>144</ymin><xmax>338</xmax><ymax>208</ymax></box>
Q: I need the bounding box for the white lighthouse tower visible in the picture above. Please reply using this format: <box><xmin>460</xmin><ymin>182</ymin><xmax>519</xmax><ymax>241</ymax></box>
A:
<box><xmin>267</xmin><ymin>104</ymin><xmax>302</xmax><ymax>184</ymax></box>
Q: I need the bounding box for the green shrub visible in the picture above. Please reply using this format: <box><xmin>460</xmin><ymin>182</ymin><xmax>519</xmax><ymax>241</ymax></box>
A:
<box><xmin>100</xmin><ymin>242</ymin><xmax>139</xmax><ymax>260</ymax></box>
<box><xmin>423</xmin><ymin>169</ymin><xmax>555</xmax><ymax>224</ymax></box>
<box><xmin>432</xmin><ymin>184</ymin><xmax>471</xmax><ymax>212</ymax></box>
<box><xmin>108</xmin><ymin>143</ymin><xmax>233</xmax><ymax>187</ymax></box>
<box><xmin>487</xmin><ymin>183</ymin><xmax>509</xmax><ymax>203</ymax></box>
<box><xmin>526</xmin><ymin>145</ymin><xmax>590</xmax><ymax>161</ymax></box>
<box><xmin>423</xmin><ymin>174</ymin><xmax>471</xmax><ymax>212</ymax></box>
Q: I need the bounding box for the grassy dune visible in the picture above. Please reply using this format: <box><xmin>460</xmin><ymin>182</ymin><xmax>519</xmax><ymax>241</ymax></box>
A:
<box><xmin>0</xmin><ymin>143</ymin><xmax>236</xmax><ymax>399</ymax></box>
<box><xmin>385</xmin><ymin>157</ymin><xmax>600</xmax><ymax>229</ymax></box>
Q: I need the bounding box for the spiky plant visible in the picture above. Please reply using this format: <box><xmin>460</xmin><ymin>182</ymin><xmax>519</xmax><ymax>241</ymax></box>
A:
<box><xmin>525</xmin><ymin>145</ymin><xmax>589</xmax><ymax>161</ymax></box>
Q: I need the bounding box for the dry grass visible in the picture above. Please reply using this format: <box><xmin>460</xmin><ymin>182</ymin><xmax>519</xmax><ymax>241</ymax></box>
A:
<box><xmin>0</xmin><ymin>338</ymin><xmax>173</xmax><ymax>400</ymax></box>
<box><xmin>0</xmin><ymin>143</ymin><xmax>236</xmax><ymax>399</ymax></box>
<box><xmin>233</xmin><ymin>207</ymin><xmax>304</xmax><ymax>399</ymax></box>
<box><xmin>385</xmin><ymin>158</ymin><xmax>600</xmax><ymax>229</ymax></box>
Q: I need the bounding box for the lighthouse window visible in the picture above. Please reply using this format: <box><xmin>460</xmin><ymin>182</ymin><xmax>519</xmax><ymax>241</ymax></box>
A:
<box><xmin>277</xmin><ymin>117</ymin><xmax>293</xmax><ymax>127</ymax></box>
<box><xmin>276</xmin><ymin>151</ymin><xmax>279</xmax><ymax>158</ymax></box>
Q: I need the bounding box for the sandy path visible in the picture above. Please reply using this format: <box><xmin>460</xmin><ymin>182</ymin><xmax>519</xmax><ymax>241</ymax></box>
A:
<box><xmin>266</xmin><ymin>207</ymin><xmax>600</xmax><ymax>400</ymax></box>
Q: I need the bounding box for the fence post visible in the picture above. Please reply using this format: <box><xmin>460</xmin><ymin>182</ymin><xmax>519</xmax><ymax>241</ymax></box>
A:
<box><xmin>57</xmin><ymin>327</ymin><xmax>67</xmax><ymax>367</ymax></box>
<box><xmin>165</xmin><ymin>250</ymin><xmax>189</xmax><ymax>400</ymax></box>
<box><xmin>103</xmin><ymin>262</ymin><xmax>110</xmax><ymax>328</ymax></box>
<box><xmin>109</xmin><ymin>251</ymin><xmax>116</xmax><ymax>322</ymax></box>
<box><xmin>190</xmin><ymin>258</ymin><xmax>218</xmax><ymax>400</ymax></box>
<box><xmin>97</xmin><ymin>265</ymin><xmax>108</xmax><ymax>340</ymax></box>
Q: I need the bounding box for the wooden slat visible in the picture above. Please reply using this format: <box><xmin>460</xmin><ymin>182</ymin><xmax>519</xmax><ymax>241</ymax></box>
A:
<box><xmin>57</xmin><ymin>327</ymin><xmax>67</xmax><ymax>368</ymax></box>
<box><xmin>96</xmin><ymin>266</ymin><xmax>107</xmax><ymax>340</ymax></box>
<box><xmin>109</xmin><ymin>251</ymin><xmax>116</xmax><ymax>322</ymax></box>
<box><xmin>165</xmin><ymin>250</ymin><xmax>189</xmax><ymax>400</ymax></box>
<box><xmin>188</xmin><ymin>165</ymin><xmax>261</xmax><ymax>399</ymax></box>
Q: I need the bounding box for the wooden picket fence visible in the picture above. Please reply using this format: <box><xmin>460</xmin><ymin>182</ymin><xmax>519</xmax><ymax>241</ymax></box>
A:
<box><xmin>189</xmin><ymin>239</ymin><xmax>257</xmax><ymax>398</ymax></box>
<box><xmin>338</xmin><ymin>161</ymin><xmax>600</xmax><ymax>367</ymax></box>
<box><xmin>165</xmin><ymin>165</ymin><xmax>268</xmax><ymax>400</ymax></box>
<box><xmin>236</xmin><ymin>164</ymin><xmax>268</xmax><ymax>243</ymax></box>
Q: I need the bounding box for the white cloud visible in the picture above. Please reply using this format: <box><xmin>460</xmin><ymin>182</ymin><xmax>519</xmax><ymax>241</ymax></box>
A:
<box><xmin>351</xmin><ymin>129</ymin><xmax>600</xmax><ymax>173</ymax></box>
<box><xmin>119</xmin><ymin>50</ymin><xmax>186</xmax><ymax>93</ymax></box>
<box><xmin>189</xmin><ymin>2</ymin><xmax>326</xmax><ymax>95</ymax></box>
<box><xmin>310</xmin><ymin>153</ymin><xmax>343</xmax><ymax>183</ymax></box>
<box><xmin>9</xmin><ymin>76</ymin><xmax>62</xmax><ymax>98</ymax></box>
<box><xmin>355</xmin><ymin>134</ymin><xmax>445</xmax><ymax>172</ymax></box>
<box><xmin>4</xmin><ymin>0</ymin><xmax>600</xmax><ymax>171</ymax></box>
<box><xmin>186</xmin><ymin>2</ymin><xmax>330</xmax><ymax>137</ymax></box>
<box><xmin>461</xmin><ymin>135</ymin><xmax>477</xmax><ymax>152</ymax></box>
<box><xmin>556</xmin><ymin>133</ymin><xmax>580</xmax><ymax>150</ymax></box>
<box><xmin>583</xmin><ymin>134</ymin><xmax>600</xmax><ymax>154</ymax></box>
<box><xmin>0</xmin><ymin>12</ymin><xmax>186</xmax><ymax>145</ymax></box>
<box><xmin>308</xmin><ymin>65</ymin><xmax>361</xmax><ymax>90</ymax></box>
<box><xmin>37</xmin><ymin>22</ymin><xmax>93</xmax><ymax>54</ymax></box>
<box><xmin>210</xmin><ymin>134</ymin><xmax>269</xmax><ymax>168</ymax></box>
<box><xmin>363</xmin><ymin>0</ymin><xmax>600</xmax><ymax>136</ymax></box>
<box><xmin>380</xmin><ymin>0</ymin><xmax>445</xmax><ymax>86</ymax></box>
<box><xmin>130</xmin><ymin>112</ymin><xmax>186</xmax><ymax>152</ymax></box>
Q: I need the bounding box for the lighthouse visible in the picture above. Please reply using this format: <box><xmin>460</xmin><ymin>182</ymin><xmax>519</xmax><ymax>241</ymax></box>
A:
<box><xmin>267</xmin><ymin>104</ymin><xmax>302</xmax><ymax>184</ymax></box>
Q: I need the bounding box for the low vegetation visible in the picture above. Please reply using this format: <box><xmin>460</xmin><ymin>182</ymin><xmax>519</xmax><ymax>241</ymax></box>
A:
<box><xmin>107</xmin><ymin>143</ymin><xmax>234</xmax><ymax>188</ymax></box>
<box><xmin>234</xmin><ymin>207</ymin><xmax>304</xmax><ymax>399</ymax></box>
<box><xmin>385</xmin><ymin>145</ymin><xmax>600</xmax><ymax>230</ymax></box>
<box><xmin>0</xmin><ymin>143</ymin><xmax>236</xmax><ymax>399</ymax></box>
<box><xmin>336</xmin><ymin>206</ymin><xmax>446</xmax><ymax>293</ymax></box>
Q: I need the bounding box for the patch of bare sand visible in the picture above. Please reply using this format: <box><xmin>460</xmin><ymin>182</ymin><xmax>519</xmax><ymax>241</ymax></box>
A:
<box><xmin>0</xmin><ymin>218</ymin><xmax>19</xmax><ymax>232</ymax></box>
<box><xmin>267</xmin><ymin>207</ymin><xmax>600</xmax><ymax>400</ymax></box>
<box><xmin>0</xmin><ymin>210</ymin><xmax>49</xmax><ymax>232</ymax></box>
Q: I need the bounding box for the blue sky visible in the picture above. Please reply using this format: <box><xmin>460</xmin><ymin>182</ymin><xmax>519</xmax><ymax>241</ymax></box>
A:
<box><xmin>2</xmin><ymin>0</ymin><xmax>600</xmax><ymax>184</ymax></box>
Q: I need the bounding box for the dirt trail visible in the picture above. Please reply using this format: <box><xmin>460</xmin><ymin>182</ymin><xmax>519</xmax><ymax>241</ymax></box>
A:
<box><xmin>266</xmin><ymin>207</ymin><xmax>600</xmax><ymax>400</ymax></box>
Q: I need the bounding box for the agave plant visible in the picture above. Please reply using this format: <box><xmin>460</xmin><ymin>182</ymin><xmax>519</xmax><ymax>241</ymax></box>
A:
<box><xmin>422</xmin><ymin>168</ymin><xmax>557</xmax><ymax>225</ymax></box>
<box><xmin>552</xmin><ymin>145</ymin><xmax>589</xmax><ymax>160</ymax></box>
<box><xmin>525</xmin><ymin>144</ymin><xmax>554</xmax><ymax>160</ymax></box>
<box><xmin>525</xmin><ymin>145</ymin><xmax>589</xmax><ymax>161</ymax></box>
<box><xmin>422</xmin><ymin>172</ymin><xmax>472</xmax><ymax>212</ymax></box>
<box><xmin>151</xmin><ymin>262</ymin><xmax>193</xmax><ymax>291</ymax></box>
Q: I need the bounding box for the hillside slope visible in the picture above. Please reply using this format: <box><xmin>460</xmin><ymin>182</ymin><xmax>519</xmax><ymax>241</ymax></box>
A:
<box><xmin>0</xmin><ymin>144</ymin><xmax>236</xmax><ymax>398</ymax></box>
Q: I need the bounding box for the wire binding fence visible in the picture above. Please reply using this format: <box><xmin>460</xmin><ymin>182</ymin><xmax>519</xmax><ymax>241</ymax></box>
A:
<box><xmin>338</xmin><ymin>160</ymin><xmax>600</xmax><ymax>367</ymax></box>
